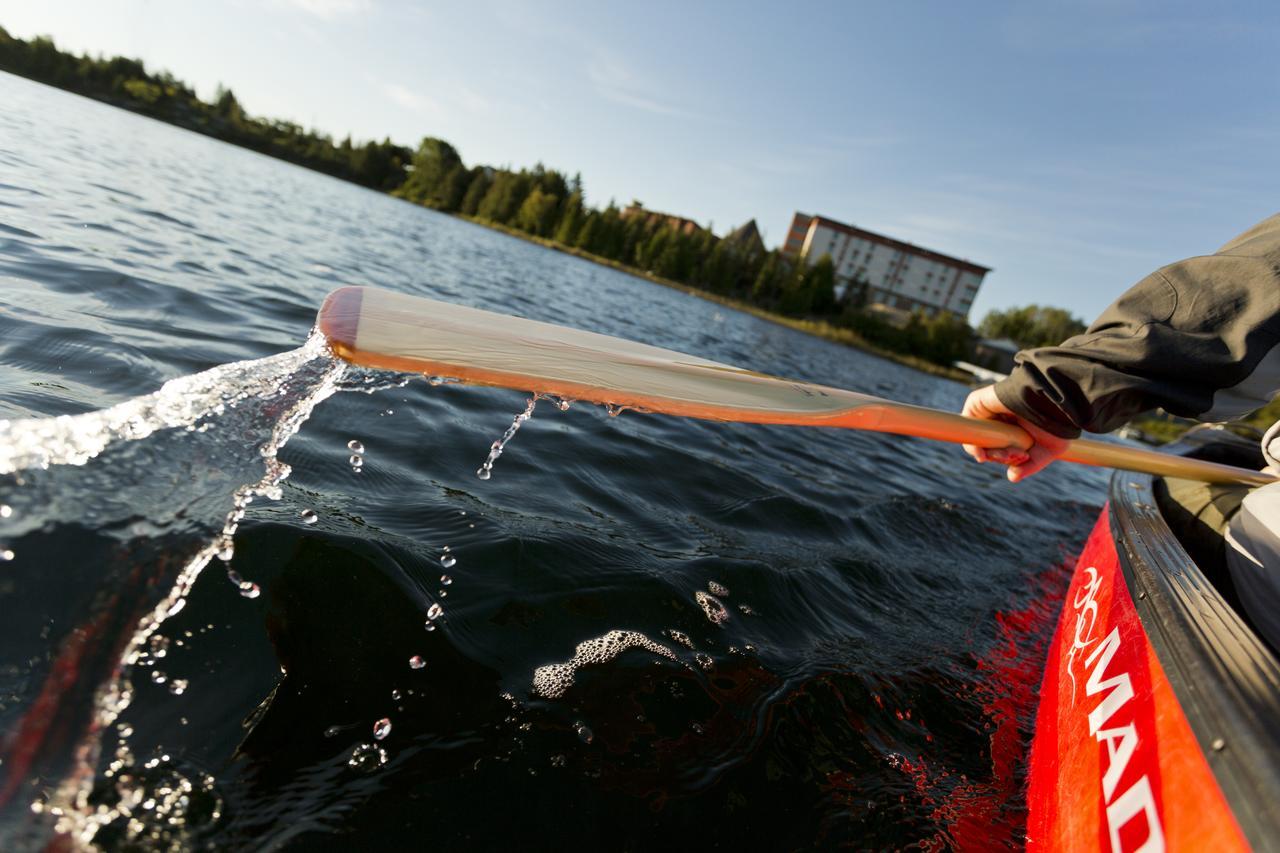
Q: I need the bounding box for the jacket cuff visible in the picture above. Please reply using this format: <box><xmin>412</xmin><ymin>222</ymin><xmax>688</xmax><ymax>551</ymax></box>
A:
<box><xmin>992</xmin><ymin>374</ymin><xmax>1083</xmax><ymax>440</ymax></box>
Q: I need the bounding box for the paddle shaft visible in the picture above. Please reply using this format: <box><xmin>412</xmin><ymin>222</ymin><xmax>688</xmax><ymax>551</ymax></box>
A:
<box><xmin>318</xmin><ymin>287</ymin><xmax>1275</xmax><ymax>487</ymax></box>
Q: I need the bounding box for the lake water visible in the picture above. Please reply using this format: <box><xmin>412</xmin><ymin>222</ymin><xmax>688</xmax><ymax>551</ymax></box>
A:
<box><xmin>0</xmin><ymin>72</ymin><xmax>1108</xmax><ymax>850</ymax></box>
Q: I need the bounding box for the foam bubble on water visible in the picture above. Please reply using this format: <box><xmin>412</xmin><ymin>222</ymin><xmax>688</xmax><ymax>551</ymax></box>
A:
<box><xmin>348</xmin><ymin>742</ymin><xmax>388</xmax><ymax>772</ymax></box>
<box><xmin>299</xmin><ymin>508</ymin><xmax>318</xmax><ymax>525</ymax></box>
<box><xmin>168</xmin><ymin>679</ymin><xmax>188</xmax><ymax>696</ymax></box>
<box><xmin>409</xmin><ymin>655</ymin><xmax>426</xmax><ymax>670</ymax></box>
<box><xmin>440</xmin><ymin>574</ymin><xmax>452</xmax><ymax>585</ymax></box>
<box><xmin>708</xmin><ymin>580</ymin><xmax>730</xmax><ymax>597</ymax></box>
<box><xmin>666</xmin><ymin>630</ymin><xmax>694</xmax><ymax>649</ymax></box>
<box><xmin>695</xmin><ymin>591</ymin><xmax>729</xmax><ymax>625</ymax></box>
<box><xmin>440</xmin><ymin>548</ymin><xmax>456</xmax><ymax>569</ymax></box>
<box><xmin>531</xmin><ymin>629</ymin><xmax>676</xmax><ymax>699</ymax></box>
<box><xmin>347</xmin><ymin>439</ymin><xmax>364</xmax><ymax>454</ymax></box>
<box><xmin>694</xmin><ymin>652</ymin><xmax>714</xmax><ymax>670</ymax></box>
<box><xmin>476</xmin><ymin>394</ymin><xmax>539</xmax><ymax>480</ymax></box>
<box><xmin>738</xmin><ymin>603</ymin><xmax>755</xmax><ymax>616</ymax></box>
<box><xmin>426</xmin><ymin>602</ymin><xmax>443</xmax><ymax>621</ymax></box>
<box><xmin>373</xmin><ymin>718</ymin><xmax>392</xmax><ymax>740</ymax></box>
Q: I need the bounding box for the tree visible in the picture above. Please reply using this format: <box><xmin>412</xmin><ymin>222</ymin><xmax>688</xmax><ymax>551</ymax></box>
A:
<box><xmin>459</xmin><ymin>170</ymin><xmax>492</xmax><ymax>216</ymax></box>
<box><xmin>398</xmin><ymin>137</ymin><xmax>464</xmax><ymax>206</ymax></box>
<box><xmin>553</xmin><ymin>190</ymin><xmax>585</xmax><ymax>245</ymax></box>
<box><xmin>978</xmin><ymin>304</ymin><xmax>1086</xmax><ymax>348</ymax></box>
<box><xmin>516</xmin><ymin>187</ymin><xmax>560</xmax><ymax>237</ymax></box>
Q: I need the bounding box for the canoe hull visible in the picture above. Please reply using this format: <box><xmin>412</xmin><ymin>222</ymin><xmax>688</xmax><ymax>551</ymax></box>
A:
<box><xmin>1027</xmin><ymin>507</ymin><xmax>1247</xmax><ymax>852</ymax></box>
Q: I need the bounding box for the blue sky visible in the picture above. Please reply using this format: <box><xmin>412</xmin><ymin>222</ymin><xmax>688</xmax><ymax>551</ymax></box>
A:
<box><xmin>2</xmin><ymin>0</ymin><xmax>1278</xmax><ymax>321</ymax></box>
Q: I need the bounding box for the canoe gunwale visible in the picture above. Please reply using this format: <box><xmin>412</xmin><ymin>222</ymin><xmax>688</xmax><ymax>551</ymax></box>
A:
<box><xmin>1109</xmin><ymin>432</ymin><xmax>1280</xmax><ymax>850</ymax></box>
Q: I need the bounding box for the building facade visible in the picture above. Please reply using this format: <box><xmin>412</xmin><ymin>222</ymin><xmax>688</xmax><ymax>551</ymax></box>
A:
<box><xmin>782</xmin><ymin>212</ymin><xmax>990</xmax><ymax>319</ymax></box>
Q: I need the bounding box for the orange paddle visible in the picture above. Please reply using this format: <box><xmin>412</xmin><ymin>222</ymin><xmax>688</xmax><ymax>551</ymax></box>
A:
<box><xmin>317</xmin><ymin>286</ymin><xmax>1273</xmax><ymax>487</ymax></box>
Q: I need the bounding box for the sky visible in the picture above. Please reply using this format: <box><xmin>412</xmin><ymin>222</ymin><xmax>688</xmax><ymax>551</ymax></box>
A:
<box><xmin>2</xmin><ymin>0</ymin><xmax>1278</xmax><ymax>321</ymax></box>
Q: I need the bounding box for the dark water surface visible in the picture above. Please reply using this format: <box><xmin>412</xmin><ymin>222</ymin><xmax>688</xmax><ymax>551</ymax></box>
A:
<box><xmin>0</xmin><ymin>72</ymin><xmax>1108</xmax><ymax>850</ymax></box>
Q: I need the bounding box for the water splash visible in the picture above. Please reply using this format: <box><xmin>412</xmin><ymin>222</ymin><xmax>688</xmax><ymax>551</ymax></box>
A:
<box><xmin>0</xmin><ymin>331</ymin><xmax>346</xmax><ymax>846</ymax></box>
<box><xmin>476</xmin><ymin>394</ymin><xmax>539</xmax><ymax>480</ymax></box>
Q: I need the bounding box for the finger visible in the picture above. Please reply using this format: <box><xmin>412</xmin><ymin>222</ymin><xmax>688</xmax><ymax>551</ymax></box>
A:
<box><xmin>987</xmin><ymin>448</ymin><xmax>1030</xmax><ymax>466</ymax></box>
<box><xmin>1007</xmin><ymin>445</ymin><xmax>1060</xmax><ymax>482</ymax></box>
<box><xmin>962</xmin><ymin>443</ymin><xmax>989</xmax><ymax>463</ymax></box>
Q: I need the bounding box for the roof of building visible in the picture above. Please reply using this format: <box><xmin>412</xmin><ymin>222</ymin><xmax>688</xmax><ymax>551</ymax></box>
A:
<box><xmin>801</xmin><ymin>213</ymin><xmax>991</xmax><ymax>275</ymax></box>
<box><xmin>724</xmin><ymin>219</ymin><xmax>765</xmax><ymax>255</ymax></box>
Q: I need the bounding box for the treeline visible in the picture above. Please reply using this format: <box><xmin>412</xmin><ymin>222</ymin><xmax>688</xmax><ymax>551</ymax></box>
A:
<box><xmin>0</xmin><ymin>27</ymin><xmax>411</xmax><ymax>191</ymax></box>
<box><xmin>395</xmin><ymin>137</ymin><xmax>976</xmax><ymax>366</ymax></box>
<box><xmin>0</xmin><ymin>27</ymin><xmax>1030</xmax><ymax>371</ymax></box>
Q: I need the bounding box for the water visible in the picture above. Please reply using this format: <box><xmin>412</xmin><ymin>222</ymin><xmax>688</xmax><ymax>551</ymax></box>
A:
<box><xmin>0</xmin><ymin>72</ymin><xmax>1108</xmax><ymax>849</ymax></box>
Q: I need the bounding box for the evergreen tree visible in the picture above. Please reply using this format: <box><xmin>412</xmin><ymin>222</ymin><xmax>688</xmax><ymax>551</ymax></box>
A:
<box><xmin>459</xmin><ymin>170</ymin><xmax>492</xmax><ymax>216</ymax></box>
<box><xmin>553</xmin><ymin>190</ymin><xmax>585</xmax><ymax>245</ymax></box>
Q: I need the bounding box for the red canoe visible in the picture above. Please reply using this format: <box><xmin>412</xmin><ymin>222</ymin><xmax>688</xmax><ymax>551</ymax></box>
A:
<box><xmin>1028</xmin><ymin>430</ymin><xmax>1280</xmax><ymax>851</ymax></box>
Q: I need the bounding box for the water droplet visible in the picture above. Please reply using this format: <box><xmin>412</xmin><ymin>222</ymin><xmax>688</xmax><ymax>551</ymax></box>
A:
<box><xmin>348</xmin><ymin>742</ymin><xmax>388</xmax><ymax>772</ymax></box>
<box><xmin>0</xmin><ymin>504</ymin><xmax>11</xmax><ymax>518</ymax></box>
<box><xmin>239</xmin><ymin>581</ymin><xmax>261</xmax><ymax>599</ymax></box>
<box><xmin>573</xmin><ymin>721</ymin><xmax>594</xmax><ymax>744</ymax></box>
<box><xmin>217</xmin><ymin>544</ymin><xmax>234</xmax><ymax>562</ymax></box>
<box><xmin>424</xmin><ymin>623</ymin><xmax>436</xmax><ymax>632</ymax></box>
<box><xmin>605</xmin><ymin>403</ymin><xmax>625</xmax><ymax>418</ymax></box>
<box><xmin>373</xmin><ymin>718</ymin><xmax>392</xmax><ymax>740</ymax></box>
<box><xmin>409</xmin><ymin>655</ymin><xmax>426</xmax><ymax>670</ymax></box>
<box><xmin>738</xmin><ymin>603</ymin><xmax>755</xmax><ymax>616</ymax></box>
<box><xmin>347</xmin><ymin>439</ymin><xmax>365</xmax><ymax>454</ymax></box>
<box><xmin>476</xmin><ymin>395</ymin><xmax>539</xmax><ymax>480</ymax></box>
<box><xmin>440</xmin><ymin>574</ymin><xmax>453</xmax><ymax>585</ymax></box>
<box><xmin>349</xmin><ymin>454</ymin><xmax>364</xmax><ymax>468</ymax></box>
<box><xmin>324</xmin><ymin>725</ymin><xmax>342</xmax><ymax>738</ymax></box>
<box><xmin>391</xmin><ymin>689</ymin><xmax>402</xmax><ymax>701</ymax></box>
<box><xmin>550</xmin><ymin>754</ymin><xmax>566</xmax><ymax>767</ymax></box>
<box><xmin>440</xmin><ymin>553</ymin><xmax>456</xmax><ymax>569</ymax></box>
<box><xmin>427</xmin><ymin>603</ymin><xmax>443</xmax><ymax>620</ymax></box>
<box><xmin>0</xmin><ymin>549</ymin><xmax>13</xmax><ymax>562</ymax></box>
<box><xmin>151</xmin><ymin>671</ymin><xmax>167</xmax><ymax>685</ymax></box>
<box><xmin>118</xmin><ymin>724</ymin><xmax>134</xmax><ymax>739</ymax></box>
<box><xmin>169</xmin><ymin>679</ymin><xmax>189</xmax><ymax>696</ymax></box>
<box><xmin>300</xmin><ymin>509</ymin><xmax>318</xmax><ymax>525</ymax></box>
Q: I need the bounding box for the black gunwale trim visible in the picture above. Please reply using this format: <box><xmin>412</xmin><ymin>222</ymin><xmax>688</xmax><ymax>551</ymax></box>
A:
<box><xmin>1109</xmin><ymin>435</ymin><xmax>1280</xmax><ymax>851</ymax></box>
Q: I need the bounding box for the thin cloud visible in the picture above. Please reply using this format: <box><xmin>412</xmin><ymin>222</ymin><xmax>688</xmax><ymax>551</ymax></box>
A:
<box><xmin>383</xmin><ymin>83</ymin><xmax>443</xmax><ymax>117</ymax></box>
<box><xmin>586</xmin><ymin>50</ymin><xmax>693</xmax><ymax>118</ymax></box>
<box><xmin>283</xmin><ymin>0</ymin><xmax>372</xmax><ymax>20</ymax></box>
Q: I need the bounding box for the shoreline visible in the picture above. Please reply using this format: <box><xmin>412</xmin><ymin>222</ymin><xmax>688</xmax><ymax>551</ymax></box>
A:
<box><xmin>0</xmin><ymin>67</ymin><xmax>971</xmax><ymax>385</ymax></box>
<box><xmin>447</xmin><ymin>214</ymin><xmax>973</xmax><ymax>384</ymax></box>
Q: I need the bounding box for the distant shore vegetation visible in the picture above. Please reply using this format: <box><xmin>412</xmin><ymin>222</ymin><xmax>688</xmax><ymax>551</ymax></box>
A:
<box><xmin>0</xmin><ymin>27</ymin><xmax>1071</xmax><ymax>381</ymax></box>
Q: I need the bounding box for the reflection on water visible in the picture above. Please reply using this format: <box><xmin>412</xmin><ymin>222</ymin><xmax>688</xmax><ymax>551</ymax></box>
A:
<box><xmin>0</xmin><ymin>71</ymin><xmax>1107</xmax><ymax>849</ymax></box>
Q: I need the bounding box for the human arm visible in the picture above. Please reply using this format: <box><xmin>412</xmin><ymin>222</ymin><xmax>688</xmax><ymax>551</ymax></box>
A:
<box><xmin>965</xmin><ymin>213</ymin><xmax>1280</xmax><ymax>479</ymax></box>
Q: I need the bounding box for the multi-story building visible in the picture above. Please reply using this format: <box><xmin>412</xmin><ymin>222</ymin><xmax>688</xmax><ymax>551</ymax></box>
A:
<box><xmin>782</xmin><ymin>212</ymin><xmax>990</xmax><ymax>319</ymax></box>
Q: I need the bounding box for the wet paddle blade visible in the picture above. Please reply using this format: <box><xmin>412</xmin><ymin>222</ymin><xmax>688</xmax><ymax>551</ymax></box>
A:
<box><xmin>318</xmin><ymin>286</ymin><xmax>1273</xmax><ymax>486</ymax></box>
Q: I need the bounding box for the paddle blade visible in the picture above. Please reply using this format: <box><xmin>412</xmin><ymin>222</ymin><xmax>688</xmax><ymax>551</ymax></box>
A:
<box><xmin>319</xmin><ymin>285</ymin><xmax>885</xmax><ymax>426</ymax></box>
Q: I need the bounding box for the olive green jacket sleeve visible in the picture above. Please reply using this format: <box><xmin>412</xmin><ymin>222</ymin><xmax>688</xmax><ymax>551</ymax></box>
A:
<box><xmin>993</xmin><ymin>213</ymin><xmax>1280</xmax><ymax>439</ymax></box>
